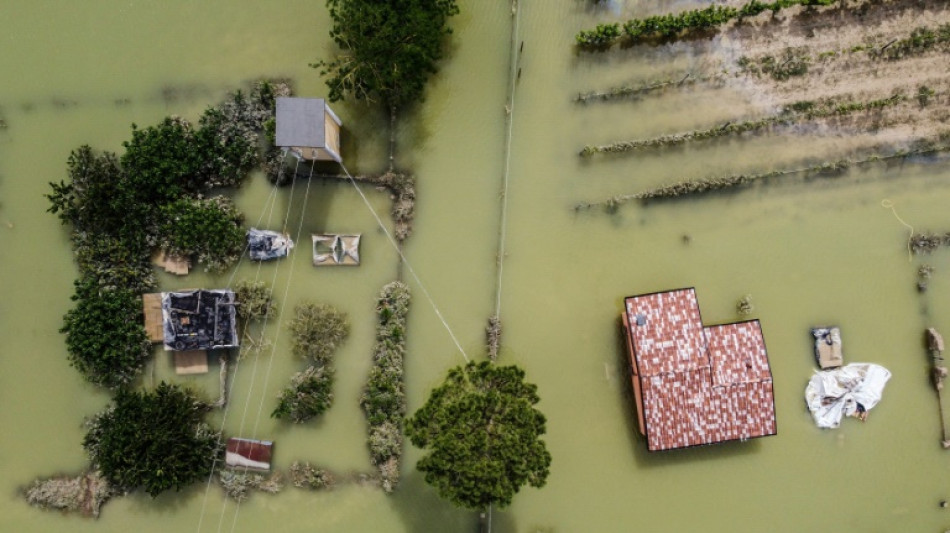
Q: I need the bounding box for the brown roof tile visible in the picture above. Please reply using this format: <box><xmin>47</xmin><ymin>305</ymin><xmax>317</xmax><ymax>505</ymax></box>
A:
<box><xmin>624</xmin><ymin>289</ymin><xmax>776</xmax><ymax>451</ymax></box>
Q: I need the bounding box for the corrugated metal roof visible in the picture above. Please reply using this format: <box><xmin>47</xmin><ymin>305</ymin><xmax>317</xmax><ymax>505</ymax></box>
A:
<box><xmin>275</xmin><ymin>97</ymin><xmax>327</xmax><ymax>148</ymax></box>
<box><xmin>624</xmin><ymin>289</ymin><xmax>776</xmax><ymax>451</ymax></box>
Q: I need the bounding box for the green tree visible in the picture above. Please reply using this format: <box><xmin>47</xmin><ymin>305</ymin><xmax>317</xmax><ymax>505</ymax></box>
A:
<box><xmin>405</xmin><ymin>361</ymin><xmax>552</xmax><ymax>511</ymax></box>
<box><xmin>46</xmin><ymin>146</ymin><xmax>131</xmax><ymax>237</ymax></box>
<box><xmin>61</xmin><ymin>277</ymin><xmax>151</xmax><ymax>389</ymax></box>
<box><xmin>83</xmin><ymin>383</ymin><xmax>222</xmax><ymax>497</ymax></box>
<box><xmin>121</xmin><ymin>117</ymin><xmax>206</xmax><ymax>199</ymax></box>
<box><xmin>157</xmin><ymin>196</ymin><xmax>245</xmax><ymax>273</ymax></box>
<box><xmin>313</xmin><ymin>0</ymin><xmax>459</xmax><ymax>109</ymax></box>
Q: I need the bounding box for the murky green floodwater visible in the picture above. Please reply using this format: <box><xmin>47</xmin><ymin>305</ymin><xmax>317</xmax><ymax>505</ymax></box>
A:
<box><xmin>2</xmin><ymin>1</ymin><xmax>950</xmax><ymax>531</ymax></box>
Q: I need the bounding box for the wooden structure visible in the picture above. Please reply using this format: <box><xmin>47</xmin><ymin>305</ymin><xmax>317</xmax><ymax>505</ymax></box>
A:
<box><xmin>225</xmin><ymin>437</ymin><xmax>273</xmax><ymax>472</ymax></box>
<box><xmin>275</xmin><ymin>97</ymin><xmax>342</xmax><ymax>162</ymax></box>
<box><xmin>142</xmin><ymin>292</ymin><xmax>165</xmax><ymax>343</ymax></box>
<box><xmin>623</xmin><ymin>288</ymin><xmax>777</xmax><ymax>451</ymax></box>
<box><xmin>312</xmin><ymin>234</ymin><xmax>360</xmax><ymax>266</ymax></box>
<box><xmin>812</xmin><ymin>327</ymin><xmax>843</xmax><ymax>369</ymax></box>
<box><xmin>151</xmin><ymin>249</ymin><xmax>190</xmax><ymax>276</ymax></box>
<box><xmin>174</xmin><ymin>351</ymin><xmax>209</xmax><ymax>375</ymax></box>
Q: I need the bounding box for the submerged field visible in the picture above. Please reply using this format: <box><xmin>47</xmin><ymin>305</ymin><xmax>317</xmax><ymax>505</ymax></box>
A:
<box><xmin>2</xmin><ymin>1</ymin><xmax>950</xmax><ymax>532</ymax></box>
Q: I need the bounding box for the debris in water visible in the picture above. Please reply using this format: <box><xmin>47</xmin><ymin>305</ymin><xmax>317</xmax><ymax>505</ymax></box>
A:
<box><xmin>804</xmin><ymin>363</ymin><xmax>891</xmax><ymax>429</ymax></box>
<box><xmin>812</xmin><ymin>327</ymin><xmax>843</xmax><ymax>369</ymax></box>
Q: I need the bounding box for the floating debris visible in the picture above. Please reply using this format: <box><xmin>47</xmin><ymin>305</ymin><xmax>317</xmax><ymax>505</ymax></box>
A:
<box><xmin>247</xmin><ymin>227</ymin><xmax>293</xmax><ymax>261</ymax></box>
<box><xmin>918</xmin><ymin>264</ymin><xmax>934</xmax><ymax>292</ymax></box>
<box><xmin>804</xmin><ymin>363</ymin><xmax>891</xmax><ymax>429</ymax></box>
<box><xmin>736</xmin><ymin>294</ymin><xmax>754</xmax><ymax>316</ymax></box>
<box><xmin>812</xmin><ymin>327</ymin><xmax>843</xmax><ymax>369</ymax></box>
<box><xmin>926</xmin><ymin>328</ymin><xmax>950</xmax><ymax>448</ymax></box>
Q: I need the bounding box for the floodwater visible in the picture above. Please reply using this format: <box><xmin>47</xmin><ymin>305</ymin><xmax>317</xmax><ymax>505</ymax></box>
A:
<box><xmin>2</xmin><ymin>1</ymin><xmax>950</xmax><ymax>532</ymax></box>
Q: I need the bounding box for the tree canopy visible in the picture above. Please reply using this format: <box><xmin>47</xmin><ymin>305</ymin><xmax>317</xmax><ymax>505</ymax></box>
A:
<box><xmin>83</xmin><ymin>383</ymin><xmax>222</xmax><ymax>497</ymax></box>
<box><xmin>61</xmin><ymin>277</ymin><xmax>151</xmax><ymax>389</ymax></box>
<box><xmin>405</xmin><ymin>361</ymin><xmax>552</xmax><ymax>511</ymax></box>
<box><xmin>313</xmin><ymin>0</ymin><xmax>460</xmax><ymax>109</ymax></box>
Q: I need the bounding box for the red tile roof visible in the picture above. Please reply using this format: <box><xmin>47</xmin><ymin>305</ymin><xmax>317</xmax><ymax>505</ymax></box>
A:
<box><xmin>624</xmin><ymin>289</ymin><xmax>776</xmax><ymax>451</ymax></box>
<box><xmin>625</xmin><ymin>289</ymin><xmax>707</xmax><ymax>376</ymax></box>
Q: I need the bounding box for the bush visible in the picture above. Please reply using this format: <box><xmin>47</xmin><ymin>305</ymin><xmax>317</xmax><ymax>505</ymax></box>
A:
<box><xmin>575</xmin><ymin>23</ymin><xmax>621</xmax><ymax>46</ymax></box>
<box><xmin>217</xmin><ymin>470</ymin><xmax>282</xmax><ymax>502</ymax></box>
<box><xmin>272</xmin><ymin>366</ymin><xmax>334</xmax><ymax>423</ymax></box>
<box><xmin>577</xmin><ymin>0</ymin><xmax>839</xmax><ymax>48</ymax></box>
<box><xmin>83</xmin><ymin>383</ymin><xmax>222</xmax><ymax>497</ymax></box>
<box><xmin>289</xmin><ymin>461</ymin><xmax>335</xmax><ymax>490</ymax></box>
<box><xmin>72</xmin><ymin>231</ymin><xmax>155</xmax><ymax>293</ymax></box>
<box><xmin>234</xmin><ymin>280</ymin><xmax>276</xmax><ymax>321</ymax></box>
<box><xmin>289</xmin><ymin>303</ymin><xmax>350</xmax><ymax>365</ymax></box>
<box><xmin>360</xmin><ymin>281</ymin><xmax>410</xmax><ymax>492</ymax></box>
<box><xmin>61</xmin><ymin>277</ymin><xmax>151</xmax><ymax>389</ymax></box>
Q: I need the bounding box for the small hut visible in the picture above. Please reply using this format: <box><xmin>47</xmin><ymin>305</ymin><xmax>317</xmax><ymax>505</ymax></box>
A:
<box><xmin>275</xmin><ymin>97</ymin><xmax>342</xmax><ymax>162</ymax></box>
<box><xmin>225</xmin><ymin>437</ymin><xmax>273</xmax><ymax>472</ymax></box>
<box><xmin>312</xmin><ymin>234</ymin><xmax>361</xmax><ymax>266</ymax></box>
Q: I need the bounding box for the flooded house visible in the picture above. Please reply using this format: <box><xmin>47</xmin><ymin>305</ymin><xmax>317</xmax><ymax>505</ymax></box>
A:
<box><xmin>275</xmin><ymin>96</ymin><xmax>342</xmax><ymax>162</ymax></box>
<box><xmin>622</xmin><ymin>288</ymin><xmax>777</xmax><ymax>451</ymax></box>
<box><xmin>142</xmin><ymin>289</ymin><xmax>239</xmax><ymax>375</ymax></box>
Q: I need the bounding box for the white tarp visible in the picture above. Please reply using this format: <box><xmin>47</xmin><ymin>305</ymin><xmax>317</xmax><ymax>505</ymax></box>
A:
<box><xmin>804</xmin><ymin>363</ymin><xmax>891</xmax><ymax>429</ymax></box>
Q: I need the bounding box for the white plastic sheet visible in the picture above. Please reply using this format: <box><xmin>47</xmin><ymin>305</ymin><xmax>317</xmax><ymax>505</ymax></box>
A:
<box><xmin>804</xmin><ymin>363</ymin><xmax>891</xmax><ymax>429</ymax></box>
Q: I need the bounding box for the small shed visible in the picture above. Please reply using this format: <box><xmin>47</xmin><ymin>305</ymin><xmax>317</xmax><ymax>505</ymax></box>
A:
<box><xmin>313</xmin><ymin>234</ymin><xmax>360</xmax><ymax>266</ymax></box>
<box><xmin>275</xmin><ymin>97</ymin><xmax>342</xmax><ymax>162</ymax></box>
<box><xmin>161</xmin><ymin>289</ymin><xmax>239</xmax><ymax>352</ymax></box>
<box><xmin>225</xmin><ymin>437</ymin><xmax>273</xmax><ymax>472</ymax></box>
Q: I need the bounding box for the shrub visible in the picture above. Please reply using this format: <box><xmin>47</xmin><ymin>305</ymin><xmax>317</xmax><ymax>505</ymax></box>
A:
<box><xmin>289</xmin><ymin>461</ymin><xmax>335</xmax><ymax>490</ymax></box>
<box><xmin>289</xmin><ymin>303</ymin><xmax>350</xmax><ymax>365</ymax></box>
<box><xmin>272</xmin><ymin>366</ymin><xmax>334</xmax><ymax>423</ymax></box>
<box><xmin>360</xmin><ymin>281</ymin><xmax>410</xmax><ymax>492</ymax></box>
<box><xmin>234</xmin><ymin>280</ymin><xmax>276</xmax><ymax>321</ymax></box>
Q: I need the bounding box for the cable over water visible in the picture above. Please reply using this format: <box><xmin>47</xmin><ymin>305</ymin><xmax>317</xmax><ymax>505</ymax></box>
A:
<box><xmin>881</xmin><ymin>198</ymin><xmax>914</xmax><ymax>262</ymax></box>
<box><xmin>229</xmin><ymin>160</ymin><xmax>317</xmax><ymax>533</ymax></box>
<box><xmin>339</xmin><ymin>162</ymin><xmax>470</xmax><ymax>363</ymax></box>
<box><xmin>196</xmin><ymin>152</ymin><xmax>291</xmax><ymax>533</ymax></box>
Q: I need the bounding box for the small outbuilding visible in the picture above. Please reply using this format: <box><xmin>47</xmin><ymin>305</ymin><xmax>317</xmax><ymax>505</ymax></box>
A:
<box><xmin>622</xmin><ymin>288</ymin><xmax>777</xmax><ymax>452</ymax></box>
<box><xmin>275</xmin><ymin>97</ymin><xmax>342</xmax><ymax>162</ymax></box>
<box><xmin>161</xmin><ymin>289</ymin><xmax>239</xmax><ymax>352</ymax></box>
<box><xmin>312</xmin><ymin>234</ymin><xmax>361</xmax><ymax>266</ymax></box>
<box><xmin>225</xmin><ymin>437</ymin><xmax>273</xmax><ymax>472</ymax></box>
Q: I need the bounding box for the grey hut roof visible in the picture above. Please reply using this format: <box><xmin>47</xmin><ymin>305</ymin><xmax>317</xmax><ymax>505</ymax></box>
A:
<box><xmin>275</xmin><ymin>97</ymin><xmax>335</xmax><ymax>148</ymax></box>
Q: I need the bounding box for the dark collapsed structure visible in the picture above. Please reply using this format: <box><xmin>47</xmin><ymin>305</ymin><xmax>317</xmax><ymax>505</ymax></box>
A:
<box><xmin>161</xmin><ymin>289</ymin><xmax>239</xmax><ymax>352</ymax></box>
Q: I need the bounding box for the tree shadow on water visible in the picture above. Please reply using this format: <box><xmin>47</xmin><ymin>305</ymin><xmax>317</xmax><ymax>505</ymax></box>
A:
<box><xmin>391</xmin><ymin>469</ymin><xmax>476</xmax><ymax>532</ymax></box>
<box><xmin>125</xmin><ymin>482</ymin><xmax>205</xmax><ymax>516</ymax></box>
